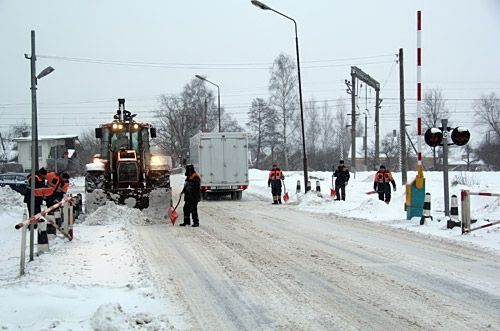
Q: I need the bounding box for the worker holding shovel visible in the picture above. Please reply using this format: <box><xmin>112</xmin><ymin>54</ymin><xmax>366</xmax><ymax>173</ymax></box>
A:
<box><xmin>179</xmin><ymin>164</ymin><xmax>201</xmax><ymax>227</ymax></box>
<box><xmin>268</xmin><ymin>164</ymin><xmax>285</xmax><ymax>204</ymax></box>
<box><xmin>333</xmin><ymin>160</ymin><xmax>350</xmax><ymax>201</ymax></box>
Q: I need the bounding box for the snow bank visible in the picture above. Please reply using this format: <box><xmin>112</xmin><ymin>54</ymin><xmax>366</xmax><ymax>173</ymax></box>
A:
<box><xmin>247</xmin><ymin>169</ymin><xmax>500</xmax><ymax>253</ymax></box>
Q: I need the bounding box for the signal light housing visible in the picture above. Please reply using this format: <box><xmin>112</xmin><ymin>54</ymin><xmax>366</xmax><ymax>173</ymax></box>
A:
<box><xmin>451</xmin><ymin>127</ymin><xmax>470</xmax><ymax>146</ymax></box>
<box><xmin>424</xmin><ymin>128</ymin><xmax>443</xmax><ymax>147</ymax></box>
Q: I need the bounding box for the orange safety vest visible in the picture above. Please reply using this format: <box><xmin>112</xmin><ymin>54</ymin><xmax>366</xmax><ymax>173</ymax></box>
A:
<box><xmin>46</xmin><ymin>172</ymin><xmax>60</xmax><ymax>188</ymax></box>
<box><xmin>268</xmin><ymin>169</ymin><xmax>284</xmax><ymax>181</ymax></box>
<box><xmin>59</xmin><ymin>181</ymin><xmax>69</xmax><ymax>193</ymax></box>
<box><xmin>374</xmin><ymin>170</ymin><xmax>394</xmax><ymax>184</ymax></box>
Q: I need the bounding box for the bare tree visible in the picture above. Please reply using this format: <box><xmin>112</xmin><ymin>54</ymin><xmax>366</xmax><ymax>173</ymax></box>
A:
<box><xmin>247</xmin><ymin>98</ymin><xmax>270</xmax><ymax>169</ymax></box>
<box><xmin>461</xmin><ymin>144</ymin><xmax>479</xmax><ymax>171</ymax></box>
<box><xmin>269</xmin><ymin>53</ymin><xmax>298</xmax><ymax>170</ymax></box>
<box><xmin>474</xmin><ymin>92</ymin><xmax>500</xmax><ymax>141</ymax></box>
<box><xmin>380</xmin><ymin>132</ymin><xmax>400</xmax><ymax>171</ymax></box>
<box><xmin>305</xmin><ymin>98</ymin><xmax>321</xmax><ymax>167</ymax></box>
<box><xmin>156</xmin><ymin>78</ymin><xmax>240</xmax><ymax>162</ymax></box>
<box><xmin>335</xmin><ymin>98</ymin><xmax>350</xmax><ymax>161</ymax></box>
<box><xmin>422</xmin><ymin>89</ymin><xmax>449</xmax><ymax>169</ymax></box>
<box><xmin>75</xmin><ymin>129</ymin><xmax>101</xmax><ymax>173</ymax></box>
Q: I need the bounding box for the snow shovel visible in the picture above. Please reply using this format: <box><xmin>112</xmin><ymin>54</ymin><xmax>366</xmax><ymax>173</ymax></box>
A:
<box><xmin>330</xmin><ymin>175</ymin><xmax>336</xmax><ymax>197</ymax></box>
<box><xmin>282</xmin><ymin>180</ymin><xmax>289</xmax><ymax>202</ymax></box>
<box><xmin>168</xmin><ymin>193</ymin><xmax>183</xmax><ymax>225</ymax></box>
<box><xmin>366</xmin><ymin>190</ymin><xmax>377</xmax><ymax>195</ymax></box>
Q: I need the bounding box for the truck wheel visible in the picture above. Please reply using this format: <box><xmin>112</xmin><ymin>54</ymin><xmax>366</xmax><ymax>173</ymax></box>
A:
<box><xmin>236</xmin><ymin>191</ymin><xmax>243</xmax><ymax>200</ymax></box>
<box><xmin>230</xmin><ymin>192</ymin><xmax>237</xmax><ymax>200</ymax></box>
<box><xmin>202</xmin><ymin>191</ymin><xmax>207</xmax><ymax>200</ymax></box>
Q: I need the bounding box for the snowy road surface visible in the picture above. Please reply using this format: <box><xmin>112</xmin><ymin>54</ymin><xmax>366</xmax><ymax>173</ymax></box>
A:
<box><xmin>135</xmin><ymin>192</ymin><xmax>500</xmax><ymax>330</ymax></box>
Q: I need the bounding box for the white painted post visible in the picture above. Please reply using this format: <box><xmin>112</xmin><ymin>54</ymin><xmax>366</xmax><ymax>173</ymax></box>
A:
<box><xmin>20</xmin><ymin>211</ymin><xmax>27</xmax><ymax>276</ymax></box>
<box><xmin>461</xmin><ymin>190</ymin><xmax>471</xmax><ymax>234</ymax></box>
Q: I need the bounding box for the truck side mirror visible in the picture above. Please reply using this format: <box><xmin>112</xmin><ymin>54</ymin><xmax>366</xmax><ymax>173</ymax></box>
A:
<box><xmin>150</xmin><ymin>127</ymin><xmax>157</xmax><ymax>138</ymax></box>
<box><xmin>95</xmin><ymin>128</ymin><xmax>103</xmax><ymax>139</ymax></box>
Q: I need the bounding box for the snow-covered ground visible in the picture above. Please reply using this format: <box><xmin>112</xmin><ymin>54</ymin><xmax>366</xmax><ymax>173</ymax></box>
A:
<box><xmin>248</xmin><ymin>169</ymin><xmax>500</xmax><ymax>253</ymax></box>
<box><xmin>0</xmin><ymin>169</ymin><xmax>499</xmax><ymax>330</ymax></box>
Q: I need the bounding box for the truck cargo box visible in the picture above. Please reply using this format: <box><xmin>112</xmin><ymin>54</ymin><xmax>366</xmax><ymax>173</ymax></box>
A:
<box><xmin>189</xmin><ymin>132</ymin><xmax>249</xmax><ymax>200</ymax></box>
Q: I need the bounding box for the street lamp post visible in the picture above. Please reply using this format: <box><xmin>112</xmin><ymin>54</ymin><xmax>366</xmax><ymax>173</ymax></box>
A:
<box><xmin>195</xmin><ymin>75</ymin><xmax>221</xmax><ymax>132</ymax></box>
<box><xmin>24</xmin><ymin>30</ymin><xmax>54</xmax><ymax>262</ymax></box>
<box><xmin>250</xmin><ymin>0</ymin><xmax>309</xmax><ymax>192</ymax></box>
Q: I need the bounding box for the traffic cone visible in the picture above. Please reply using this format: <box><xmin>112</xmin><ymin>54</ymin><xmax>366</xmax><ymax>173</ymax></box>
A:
<box><xmin>447</xmin><ymin>194</ymin><xmax>461</xmax><ymax>229</ymax></box>
<box><xmin>419</xmin><ymin>193</ymin><xmax>433</xmax><ymax>225</ymax></box>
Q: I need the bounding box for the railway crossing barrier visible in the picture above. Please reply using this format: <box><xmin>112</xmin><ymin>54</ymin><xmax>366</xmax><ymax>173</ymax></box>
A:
<box><xmin>461</xmin><ymin>190</ymin><xmax>500</xmax><ymax>235</ymax></box>
<box><xmin>15</xmin><ymin>195</ymin><xmax>76</xmax><ymax>276</ymax></box>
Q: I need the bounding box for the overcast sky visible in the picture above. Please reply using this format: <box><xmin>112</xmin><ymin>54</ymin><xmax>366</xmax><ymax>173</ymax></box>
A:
<box><xmin>1</xmin><ymin>0</ymin><xmax>499</xmax><ymax>141</ymax></box>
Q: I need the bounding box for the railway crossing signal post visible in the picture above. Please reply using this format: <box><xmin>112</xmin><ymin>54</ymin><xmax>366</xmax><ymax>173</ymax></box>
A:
<box><xmin>424</xmin><ymin>121</ymin><xmax>471</xmax><ymax>217</ymax></box>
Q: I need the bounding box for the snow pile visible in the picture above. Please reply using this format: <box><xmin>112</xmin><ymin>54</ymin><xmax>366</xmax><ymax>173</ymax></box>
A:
<box><xmin>91</xmin><ymin>303</ymin><xmax>172</xmax><ymax>331</ymax></box>
<box><xmin>83</xmin><ymin>201</ymin><xmax>165</xmax><ymax>226</ymax></box>
<box><xmin>0</xmin><ymin>185</ymin><xmax>26</xmax><ymax>212</ymax></box>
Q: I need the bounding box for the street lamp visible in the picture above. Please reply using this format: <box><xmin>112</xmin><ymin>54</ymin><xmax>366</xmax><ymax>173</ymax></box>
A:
<box><xmin>195</xmin><ymin>75</ymin><xmax>221</xmax><ymax>132</ymax></box>
<box><xmin>250</xmin><ymin>0</ymin><xmax>309</xmax><ymax>192</ymax></box>
<box><xmin>24</xmin><ymin>30</ymin><xmax>54</xmax><ymax>262</ymax></box>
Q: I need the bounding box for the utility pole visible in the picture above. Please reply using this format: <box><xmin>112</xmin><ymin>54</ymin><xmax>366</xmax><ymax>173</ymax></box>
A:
<box><xmin>364</xmin><ymin>112</ymin><xmax>368</xmax><ymax>170</ymax></box>
<box><xmin>350</xmin><ymin>73</ymin><xmax>356</xmax><ymax>174</ymax></box>
<box><xmin>399</xmin><ymin>48</ymin><xmax>408</xmax><ymax>185</ymax></box>
<box><xmin>203</xmin><ymin>98</ymin><xmax>208</xmax><ymax>132</ymax></box>
<box><xmin>28</xmin><ymin>30</ymin><xmax>38</xmax><ymax>262</ymax></box>
<box><xmin>375</xmin><ymin>90</ymin><xmax>380</xmax><ymax>166</ymax></box>
<box><xmin>442</xmin><ymin>118</ymin><xmax>450</xmax><ymax>217</ymax></box>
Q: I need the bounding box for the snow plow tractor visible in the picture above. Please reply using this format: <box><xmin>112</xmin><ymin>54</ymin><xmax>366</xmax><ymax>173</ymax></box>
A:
<box><xmin>85</xmin><ymin>98</ymin><xmax>171</xmax><ymax>213</ymax></box>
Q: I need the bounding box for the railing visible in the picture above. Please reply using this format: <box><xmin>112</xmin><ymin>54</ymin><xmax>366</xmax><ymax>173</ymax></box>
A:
<box><xmin>461</xmin><ymin>190</ymin><xmax>500</xmax><ymax>235</ymax></box>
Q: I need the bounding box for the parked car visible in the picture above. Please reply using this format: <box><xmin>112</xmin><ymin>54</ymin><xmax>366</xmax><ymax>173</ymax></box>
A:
<box><xmin>0</xmin><ymin>172</ymin><xmax>28</xmax><ymax>195</ymax></box>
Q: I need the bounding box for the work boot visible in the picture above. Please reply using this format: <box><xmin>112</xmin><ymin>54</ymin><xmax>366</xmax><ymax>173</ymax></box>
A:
<box><xmin>192</xmin><ymin>223</ymin><xmax>199</xmax><ymax>227</ymax></box>
<box><xmin>179</xmin><ymin>220</ymin><xmax>190</xmax><ymax>227</ymax></box>
<box><xmin>273</xmin><ymin>201</ymin><xmax>278</xmax><ymax>205</ymax></box>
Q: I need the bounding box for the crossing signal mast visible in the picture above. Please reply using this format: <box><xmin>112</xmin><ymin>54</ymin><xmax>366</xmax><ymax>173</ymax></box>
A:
<box><xmin>424</xmin><ymin>121</ymin><xmax>471</xmax><ymax>218</ymax></box>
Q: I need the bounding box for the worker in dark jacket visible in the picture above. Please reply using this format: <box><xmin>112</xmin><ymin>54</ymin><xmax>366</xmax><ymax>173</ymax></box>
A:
<box><xmin>333</xmin><ymin>160</ymin><xmax>350</xmax><ymax>201</ymax></box>
<box><xmin>373</xmin><ymin>165</ymin><xmax>396</xmax><ymax>204</ymax></box>
<box><xmin>268</xmin><ymin>164</ymin><xmax>284</xmax><ymax>204</ymax></box>
<box><xmin>24</xmin><ymin>168</ymin><xmax>47</xmax><ymax>216</ymax></box>
<box><xmin>180</xmin><ymin>164</ymin><xmax>201</xmax><ymax>227</ymax></box>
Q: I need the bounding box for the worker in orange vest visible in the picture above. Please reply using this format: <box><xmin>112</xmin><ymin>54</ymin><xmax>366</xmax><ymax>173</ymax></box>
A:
<box><xmin>268</xmin><ymin>164</ymin><xmax>284</xmax><ymax>204</ymax></box>
<box><xmin>45</xmin><ymin>172</ymin><xmax>70</xmax><ymax>206</ymax></box>
<box><xmin>24</xmin><ymin>168</ymin><xmax>48</xmax><ymax>216</ymax></box>
<box><xmin>373</xmin><ymin>165</ymin><xmax>396</xmax><ymax>204</ymax></box>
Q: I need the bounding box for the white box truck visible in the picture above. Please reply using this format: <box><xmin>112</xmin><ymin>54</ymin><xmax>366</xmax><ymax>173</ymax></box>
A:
<box><xmin>189</xmin><ymin>132</ymin><xmax>249</xmax><ymax>200</ymax></box>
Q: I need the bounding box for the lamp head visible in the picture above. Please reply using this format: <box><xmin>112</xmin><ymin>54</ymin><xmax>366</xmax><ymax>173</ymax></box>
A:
<box><xmin>251</xmin><ymin>0</ymin><xmax>271</xmax><ymax>10</ymax></box>
<box><xmin>36</xmin><ymin>66</ymin><xmax>55</xmax><ymax>80</ymax></box>
<box><xmin>195</xmin><ymin>75</ymin><xmax>205</xmax><ymax>81</ymax></box>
